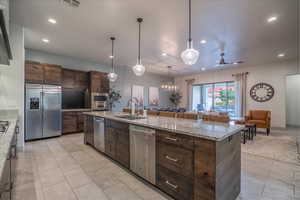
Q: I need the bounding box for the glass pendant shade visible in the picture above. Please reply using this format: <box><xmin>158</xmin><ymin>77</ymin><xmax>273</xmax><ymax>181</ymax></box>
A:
<box><xmin>108</xmin><ymin>37</ymin><xmax>118</xmax><ymax>82</ymax></box>
<box><xmin>132</xmin><ymin>63</ymin><xmax>145</xmax><ymax>76</ymax></box>
<box><xmin>108</xmin><ymin>72</ymin><xmax>118</xmax><ymax>82</ymax></box>
<box><xmin>181</xmin><ymin>41</ymin><xmax>199</xmax><ymax>65</ymax></box>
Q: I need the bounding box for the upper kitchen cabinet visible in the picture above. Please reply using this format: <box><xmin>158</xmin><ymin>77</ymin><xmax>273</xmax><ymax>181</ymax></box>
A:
<box><xmin>43</xmin><ymin>64</ymin><xmax>62</xmax><ymax>85</ymax></box>
<box><xmin>25</xmin><ymin>61</ymin><xmax>62</xmax><ymax>85</ymax></box>
<box><xmin>75</xmin><ymin>71</ymin><xmax>89</xmax><ymax>89</ymax></box>
<box><xmin>25</xmin><ymin>61</ymin><xmax>44</xmax><ymax>84</ymax></box>
<box><xmin>62</xmin><ymin>69</ymin><xmax>89</xmax><ymax>89</ymax></box>
<box><xmin>90</xmin><ymin>71</ymin><xmax>109</xmax><ymax>93</ymax></box>
<box><xmin>62</xmin><ymin>69</ymin><xmax>76</xmax><ymax>88</ymax></box>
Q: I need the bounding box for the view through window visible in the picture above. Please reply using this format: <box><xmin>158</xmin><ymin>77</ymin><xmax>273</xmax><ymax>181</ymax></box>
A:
<box><xmin>192</xmin><ymin>81</ymin><xmax>236</xmax><ymax>116</ymax></box>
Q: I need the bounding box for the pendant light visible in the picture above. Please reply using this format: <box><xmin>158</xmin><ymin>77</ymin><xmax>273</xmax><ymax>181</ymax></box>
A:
<box><xmin>132</xmin><ymin>18</ymin><xmax>146</xmax><ymax>76</ymax></box>
<box><xmin>107</xmin><ymin>37</ymin><xmax>118</xmax><ymax>82</ymax></box>
<box><xmin>161</xmin><ymin>66</ymin><xmax>177</xmax><ymax>91</ymax></box>
<box><xmin>181</xmin><ymin>0</ymin><xmax>199</xmax><ymax>65</ymax></box>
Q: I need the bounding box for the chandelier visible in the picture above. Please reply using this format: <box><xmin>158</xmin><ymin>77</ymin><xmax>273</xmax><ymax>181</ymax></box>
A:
<box><xmin>161</xmin><ymin>66</ymin><xmax>177</xmax><ymax>91</ymax></box>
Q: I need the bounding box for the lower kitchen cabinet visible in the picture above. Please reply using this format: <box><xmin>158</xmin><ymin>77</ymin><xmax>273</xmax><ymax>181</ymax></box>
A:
<box><xmin>83</xmin><ymin>116</ymin><xmax>241</xmax><ymax>200</ymax></box>
<box><xmin>156</xmin><ymin>130</ymin><xmax>194</xmax><ymax>200</ymax></box>
<box><xmin>63</xmin><ymin>111</ymin><xmax>85</xmax><ymax>134</ymax></box>
<box><xmin>105</xmin><ymin>119</ymin><xmax>130</xmax><ymax>168</ymax></box>
<box><xmin>84</xmin><ymin>115</ymin><xmax>94</xmax><ymax>146</ymax></box>
<box><xmin>157</xmin><ymin>166</ymin><xmax>194</xmax><ymax>200</ymax></box>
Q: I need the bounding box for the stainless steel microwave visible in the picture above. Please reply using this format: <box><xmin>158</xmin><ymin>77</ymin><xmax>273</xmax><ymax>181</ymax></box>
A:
<box><xmin>91</xmin><ymin>93</ymin><xmax>108</xmax><ymax>110</ymax></box>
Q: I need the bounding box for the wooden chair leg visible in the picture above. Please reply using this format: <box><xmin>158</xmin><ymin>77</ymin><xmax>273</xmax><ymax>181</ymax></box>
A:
<box><xmin>267</xmin><ymin>128</ymin><xmax>270</xmax><ymax>136</ymax></box>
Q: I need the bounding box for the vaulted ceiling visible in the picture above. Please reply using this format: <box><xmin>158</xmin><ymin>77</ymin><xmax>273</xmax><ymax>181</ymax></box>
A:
<box><xmin>11</xmin><ymin>0</ymin><xmax>299</xmax><ymax>75</ymax></box>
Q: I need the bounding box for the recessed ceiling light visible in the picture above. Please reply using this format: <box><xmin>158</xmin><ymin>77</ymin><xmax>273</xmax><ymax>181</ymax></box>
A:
<box><xmin>278</xmin><ymin>53</ymin><xmax>285</xmax><ymax>58</ymax></box>
<box><xmin>200</xmin><ymin>40</ymin><xmax>207</xmax><ymax>44</ymax></box>
<box><xmin>42</xmin><ymin>38</ymin><xmax>50</xmax><ymax>43</ymax></box>
<box><xmin>161</xmin><ymin>52</ymin><xmax>167</xmax><ymax>56</ymax></box>
<box><xmin>267</xmin><ymin>16</ymin><xmax>277</xmax><ymax>23</ymax></box>
<box><xmin>201</xmin><ymin>67</ymin><xmax>206</xmax><ymax>71</ymax></box>
<box><xmin>109</xmin><ymin>55</ymin><xmax>114</xmax><ymax>59</ymax></box>
<box><xmin>48</xmin><ymin>18</ymin><xmax>57</xmax><ymax>24</ymax></box>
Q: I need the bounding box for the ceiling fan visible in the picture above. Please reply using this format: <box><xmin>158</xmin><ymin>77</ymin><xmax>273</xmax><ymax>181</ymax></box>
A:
<box><xmin>217</xmin><ymin>52</ymin><xmax>244</xmax><ymax>66</ymax></box>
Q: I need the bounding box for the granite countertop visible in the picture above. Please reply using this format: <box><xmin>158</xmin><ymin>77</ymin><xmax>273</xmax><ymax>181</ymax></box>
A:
<box><xmin>0</xmin><ymin>110</ymin><xmax>19</xmax><ymax>178</ymax></box>
<box><xmin>62</xmin><ymin>108</ymin><xmax>92</xmax><ymax>112</ymax></box>
<box><xmin>84</xmin><ymin>111</ymin><xmax>243</xmax><ymax>141</ymax></box>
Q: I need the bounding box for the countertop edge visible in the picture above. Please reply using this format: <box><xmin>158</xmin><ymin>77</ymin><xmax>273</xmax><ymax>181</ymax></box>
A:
<box><xmin>83</xmin><ymin>112</ymin><xmax>243</xmax><ymax>141</ymax></box>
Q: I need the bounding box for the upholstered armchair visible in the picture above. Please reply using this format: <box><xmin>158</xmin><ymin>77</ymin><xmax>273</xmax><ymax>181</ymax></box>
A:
<box><xmin>245</xmin><ymin>110</ymin><xmax>271</xmax><ymax>135</ymax></box>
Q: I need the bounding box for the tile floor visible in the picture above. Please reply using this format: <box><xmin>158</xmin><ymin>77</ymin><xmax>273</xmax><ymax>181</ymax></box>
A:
<box><xmin>13</xmin><ymin>128</ymin><xmax>300</xmax><ymax>200</ymax></box>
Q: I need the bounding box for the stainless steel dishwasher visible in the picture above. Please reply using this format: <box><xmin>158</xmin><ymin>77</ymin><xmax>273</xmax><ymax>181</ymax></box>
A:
<box><xmin>93</xmin><ymin>117</ymin><xmax>105</xmax><ymax>152</ymax></box>
<box><xmin>130</xmin><ymin>125</ymin><xmax>156</xmax><ymax>185</ymax></box>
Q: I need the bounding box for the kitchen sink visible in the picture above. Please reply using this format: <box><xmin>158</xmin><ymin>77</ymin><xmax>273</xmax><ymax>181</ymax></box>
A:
<box><xmin>115</xmin><ymin>115</ymin><xmax>146</xmax><ymax>120</ymax></box>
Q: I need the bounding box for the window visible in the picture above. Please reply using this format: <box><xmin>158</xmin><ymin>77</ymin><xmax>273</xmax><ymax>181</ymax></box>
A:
<box><xmin>192</xmin><ymin>81</ymin><xmax>236</xmax><ymax>116</ymax></box>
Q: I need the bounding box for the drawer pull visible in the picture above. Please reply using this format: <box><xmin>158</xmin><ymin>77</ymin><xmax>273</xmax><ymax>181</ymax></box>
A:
<box><xmin>165</xmin><ymin>180</ymin><xmax>178</xmax><ymax>189</ymax></box>
<box><xmin>166</xmin><ymin>155</ymin><xmax>178</xmax><ymax>162</ymax></box>
<box><xmin>165</xmin><ymin>137</ymin><xmax>178</xmax><ymax>142</ymax></box>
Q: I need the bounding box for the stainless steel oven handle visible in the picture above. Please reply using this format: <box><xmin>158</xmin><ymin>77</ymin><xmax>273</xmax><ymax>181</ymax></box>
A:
<box><xmin>165</xmin><ymin>180</ymin><xmax>178</xmax><ymax>189</ymax></box>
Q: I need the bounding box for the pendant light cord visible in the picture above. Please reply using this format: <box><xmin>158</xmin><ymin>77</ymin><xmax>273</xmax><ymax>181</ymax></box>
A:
<box><xmin>110</xmin><ymin>37</ymin><xmax>115</xmax><ymax>72</ymax></box>
<box><xmin>188</xmin><ymin>0</ymin><xmax>192</xmax><ymax>48</ymax></box>
<box><xmin>137</xmin><ymin>18</ymin><xmax>143</xmax><ymax>65</ymax></box>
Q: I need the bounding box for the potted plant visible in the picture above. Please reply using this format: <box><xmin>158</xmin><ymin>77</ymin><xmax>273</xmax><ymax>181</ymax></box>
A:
<box><xmin>108</xmin><ymin>87</ymin><xmax>122</xmax><ymax>111</ymax></box>
<box><xmin>169</xmin><ymin>91</ymin><xmax>182</xmax><ymax>109</ymax></box>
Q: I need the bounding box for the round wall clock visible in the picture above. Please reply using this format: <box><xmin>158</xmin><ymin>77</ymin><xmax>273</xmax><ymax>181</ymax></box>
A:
<box><xmin>250</xmin><ymin>83</ymin><xmax>274</xmax><ymax>102</ymax></box>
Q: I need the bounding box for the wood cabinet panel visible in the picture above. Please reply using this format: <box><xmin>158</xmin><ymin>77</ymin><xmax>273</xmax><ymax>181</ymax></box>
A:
<box><xmin>157</xmin><ymin>166</ymin><xmax>193</xmax><ymax>200</ymax></box>
<box><xmin>84</xmin><ymin>115</ymin><xmax>94</xmax><ymax>146</ymax></box>
<box><xmin>104</xmin><ymin>120</ymin><xmax>129</xmax><ymax>168</ymax></box>
<box><xmin>75</xmin><ymin>71</ymin><xmax>89</xmax><ymax>89</ymax></box>
<box><xmin>62</xmin><ymin>69</ymin><xmax>76</xmax><ymax>88</ymax></box>
<box><xmin>90</xmin><ymin>71</ymin><xmax>110</xmax><ymax>93</ymax></box>
<box><xmin>194</xmin><ymin>138</ymin><xmax>216</xmax><ymax>200</ymax></box>
<box><xmin>25</xmin><ymin>61</ymin><xmax>44</xmax><ymax>84</ymax></box>
<box><xmin>157</xmin><ymin>141</ymin><xmax>193</xmax><ymax>178</ymax></box>
<box><xmin>90</xmin><ymin>71</ymin><xmax>102</xmax><ymax>93</ymax></box>
<box><xmin>43</xmin><ymin>64</ymin><xmax>62</xmax><ymax>85</ymax></box>
<box><xmin>77</xmin><ymin>112</ymin><xmax>84</xmax><ymax>132</ymax></box>
<box><xmin>105</xmin><ymin>127</ymin><xmax>117</xmax><ymax>158</ymax></box>
<box><xmin>63</xmin><ymin>112</ymin><xmax>77</xmax><ymax>133</ymax></box>
<box><xmin>157</xmin><ymin>130</ymin><xmax>194</xmax><ymax>150</ymax></box>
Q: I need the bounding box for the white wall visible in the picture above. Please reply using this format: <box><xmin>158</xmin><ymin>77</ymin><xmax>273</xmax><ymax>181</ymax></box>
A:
<box><xmin>25</xmin><ymin>49</ymin><xmax>173</xmax><ymax>111</ymax></box>
<box><xmin>175</xmin><ymin>60</ymin><xmax>299</xmax><ymax>128</ymax></box>
<box><xmin>286</xmin><ymin>74</ymin><xmax>300</xmax><ymax>127</ymax></box>
<box><xmin>0</xmin><ymin>24</ymin><xmax>25</xmax><ymax>148</ymax></box>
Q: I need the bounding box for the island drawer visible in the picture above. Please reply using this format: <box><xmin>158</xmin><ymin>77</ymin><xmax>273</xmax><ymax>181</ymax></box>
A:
<box><xmin>157</xmin><ymin>130</ymin><xmax>194</xmax><ymax>150</ymax></box>
<box><xmin>157</xmin><ymin>141</ymin><xmax>194</xmax><ymax>178</ymax></box>
<box><xmin>157</xmin><ymin>166</ymin><xmax>193</xmax><ymax>200</ymax></box>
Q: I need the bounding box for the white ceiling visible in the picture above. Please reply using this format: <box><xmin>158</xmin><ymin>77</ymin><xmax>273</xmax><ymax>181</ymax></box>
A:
<box><xmin>11</xmin><ymin>0</ymin><xmax>299</xmax><ymax>75</ymax></box>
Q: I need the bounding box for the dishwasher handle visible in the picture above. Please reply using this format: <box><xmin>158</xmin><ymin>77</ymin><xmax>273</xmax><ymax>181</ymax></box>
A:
<box><xmin>130</xmin><ymin>125</ymin><xmax>155</xmax><ymax>135</ymax></box>
<box><xmin>94</xmin><ymin>117</ymin><xmax>104</xmax><ymax>122</ymax></box>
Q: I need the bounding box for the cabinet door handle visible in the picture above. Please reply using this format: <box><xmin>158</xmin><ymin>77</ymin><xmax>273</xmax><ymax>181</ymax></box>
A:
<box><xmin>165</xmin><ymin>137</ymin><xmax>178</xmax><ymax>142</ymax></box>
<box><xmin>165</xmin><ymin>180</ymin><xmax>178</xmax><ymax>189</ymax></box>
<box><xmin>166</xmin><ymin>155</ymin><xmax>178</xmax><ymax>162</ymax></box>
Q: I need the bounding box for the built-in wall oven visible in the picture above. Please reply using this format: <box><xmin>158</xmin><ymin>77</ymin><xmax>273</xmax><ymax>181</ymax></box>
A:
<box><xmin>91</xmin><ymin>93</ymin><xmax>108</xmax><ymax>111</ymax></box>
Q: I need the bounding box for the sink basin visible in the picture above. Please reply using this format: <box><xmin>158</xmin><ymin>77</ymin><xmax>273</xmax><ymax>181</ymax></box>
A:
<box><xmin>115</xmin><ymin>115</ymin><xmax>146</xmax><ymax>120</ymax></box>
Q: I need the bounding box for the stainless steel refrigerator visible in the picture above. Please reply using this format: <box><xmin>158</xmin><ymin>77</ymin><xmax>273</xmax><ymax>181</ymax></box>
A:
<box><xmin>25</xmin><ymin>84</ymin><xmax>62</xmax><ymax>140</ymax></box>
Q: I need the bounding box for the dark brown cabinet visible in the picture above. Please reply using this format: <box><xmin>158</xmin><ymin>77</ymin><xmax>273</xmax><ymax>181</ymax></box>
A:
<box><xmin>156</xmin><ymin>130</ymin><xmax>194</xmax><ymax>200</ymax></box>
<box><xmin>44</xmin><ymin>64</ymin><xmax>62</xmax><ymax>85</ymax></box>
<box><xmin>62</xmin><ymin>111</ymin><xmax>85</xmax><ymax>134</ymax></box>
<box><xmin>90</xmin><ymin>71</ymin><xmax>109</xmax><ymax>93</ymax></box>
<box><xmin>62</xmin><ymin>69</ymin><xmax>89</xmax><ymax>89</ymax></box>
<box><xmin>25</xmin><ymin>61</ymin><xmax>62</xmax><ymax>85</ymax></box>
<box><xmin>62</xmin><ymin>69</ymin><xmax>76</xmax><ymax>88</ymax></box>
<box><xmin>105</xmin><ymin>119</ymin><xmax>129</xmax><ymax>168</ymax></box>
<box><xmin>84</xmin><ymin>114</ymin><xmax>94</xmax><ymax>146</ymax></box>
<box><xmin>25</xmin><ymin>61</ymin><xmax>44</xmax><ymax>84</ymax></box>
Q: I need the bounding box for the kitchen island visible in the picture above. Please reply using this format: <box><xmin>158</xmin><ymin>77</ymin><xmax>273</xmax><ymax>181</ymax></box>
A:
<box><xmin>83</xmin><ymin>111</ymin><xmax>243</xmax><ymax>200</ymax></box>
